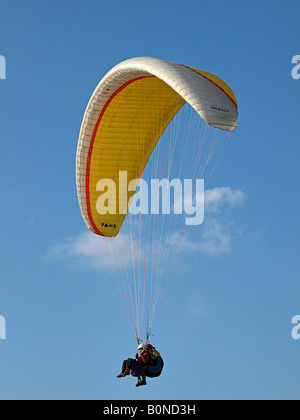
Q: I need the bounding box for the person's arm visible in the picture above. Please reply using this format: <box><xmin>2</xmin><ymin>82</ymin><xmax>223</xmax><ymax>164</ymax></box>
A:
<box><xmin>141</xmin><ymin>352</ymin><xmax>150</xmax><ymax>365</ymax></box>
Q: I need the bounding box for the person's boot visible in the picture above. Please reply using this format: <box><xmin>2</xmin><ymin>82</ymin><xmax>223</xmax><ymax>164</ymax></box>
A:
<box><xmin>116</xmin><ymin>371</ymin><xmax>129</xmax><ymax>378</ymax></box>
<box><xmin>136</xmin><ymin>378</ymin><xmax>147</xmax><ymax>387</ymax></box>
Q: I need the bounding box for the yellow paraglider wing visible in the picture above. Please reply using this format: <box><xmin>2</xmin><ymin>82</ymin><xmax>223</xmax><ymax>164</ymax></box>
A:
<box><xmin>76</xmin><ymin>57</ymin><xmax>238</xmax><ymax>237</ymax></box>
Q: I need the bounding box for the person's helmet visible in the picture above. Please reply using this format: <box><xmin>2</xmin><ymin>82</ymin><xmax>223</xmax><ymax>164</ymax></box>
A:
<box><xmin>138</xmin><ymin>344</ymin><xmax>146</xmax><ymax>351</ymax></box>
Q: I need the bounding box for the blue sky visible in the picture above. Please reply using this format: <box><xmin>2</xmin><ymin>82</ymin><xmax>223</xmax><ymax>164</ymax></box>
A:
<box><xmin>0</xmin><ymin>0</ymin><xmax>300</xmax><ymax>400</ymax></box>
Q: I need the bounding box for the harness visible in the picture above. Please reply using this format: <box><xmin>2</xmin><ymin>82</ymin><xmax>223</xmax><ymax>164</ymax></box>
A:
<box><xmin>145</xmin><ymin>356</ymin><xmax>164</xmax><ymax>378</ymax></box>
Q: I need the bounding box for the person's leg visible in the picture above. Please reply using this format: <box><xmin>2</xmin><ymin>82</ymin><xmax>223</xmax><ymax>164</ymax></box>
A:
<box><xmin>124</xmin><ymin>358</ymin><xmax>135</xmax><ymax>373</ymax></box>
<box><xmin>136</xmin><ymin>366</ymin><xmax>147</xmax><ymax>386</ymax></box>
<box><xmin>116</xmin><ymin>359</ymin><xmax>132</xmax><ymax>378</ymax></box>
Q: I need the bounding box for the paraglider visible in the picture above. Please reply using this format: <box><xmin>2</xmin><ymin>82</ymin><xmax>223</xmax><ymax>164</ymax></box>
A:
<box><xmin>76</xmin><ymin>57</ymin><xmax>238</xmax><ymax>385</ymax></box>
<box><xmin>116</xmin><ymin>343</ymin><xmax>164</xmax><ymax>387</ymax></box>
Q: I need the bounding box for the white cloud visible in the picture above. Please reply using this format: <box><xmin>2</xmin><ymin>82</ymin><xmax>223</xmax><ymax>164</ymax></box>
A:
<box><xmin>168</xmin><ymin>219</ymin><xmax>233</xmax><ymax>256</ymax></box>
<box><xmin>50</xmin><ymin>186</ymin><xmax>246</xmax><ymax>269</ymax></box>
<box><xmin>168</xmin><ymin>186</ymin><xmax>245</xmax><ymax>256</ymax></box>
<box><xmin>198</xmin><ymin>218</ymin><xmax>235</xmax><ymax>256</ymax></box>
<box><xmin>49</xmin><ymin>231</ymin><xmax>134</xmax><ymax>272</ymax></box>
<box><xmin>205</xmin><ymin>186</ymin><xmax>246</xmax><ymax>213</ymax></box>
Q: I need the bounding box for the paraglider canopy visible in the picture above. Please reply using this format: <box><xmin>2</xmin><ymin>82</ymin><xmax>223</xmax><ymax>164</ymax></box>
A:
<box><xmin>76</xmin><ymin>57</ymin><xmax>238</xmax><ymax>239</ymax></box>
